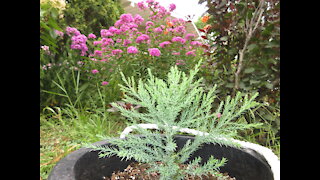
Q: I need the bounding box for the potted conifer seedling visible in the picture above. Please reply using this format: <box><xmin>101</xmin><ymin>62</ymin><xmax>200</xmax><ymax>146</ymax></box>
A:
<box><xmin>48</xmin><ymin>62</ymin><xmax>280</xmax><ymax>180</ymax></box>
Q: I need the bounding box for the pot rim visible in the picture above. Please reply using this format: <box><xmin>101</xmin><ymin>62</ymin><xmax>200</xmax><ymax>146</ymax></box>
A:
<box><xmin>48</xmin><ymin>134</ymin><xmax>279</xmax><ymax>180</ymax></box>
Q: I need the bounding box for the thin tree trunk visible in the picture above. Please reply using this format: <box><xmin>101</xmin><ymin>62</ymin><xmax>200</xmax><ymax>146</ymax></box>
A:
<box><xmin>233</xmin><ymin>0</ymin><xmax>265</xmax><ymax>94</ymax></box>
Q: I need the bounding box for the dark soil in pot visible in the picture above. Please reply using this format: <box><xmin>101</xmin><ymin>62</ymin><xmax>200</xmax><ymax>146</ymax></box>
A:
<box><xmin>106</xmin><ymin>161</ymin><xmax>236</xmax><ymax>180</ymax></box>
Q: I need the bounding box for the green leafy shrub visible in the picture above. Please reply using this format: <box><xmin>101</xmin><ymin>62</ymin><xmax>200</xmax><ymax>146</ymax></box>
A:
<box><xmin>196</xmin><ymin>0</ymin><xmax>280</xmax><ymax>150</ymax></box>
<box><xmin>63</xmin><ymin>0</ymin><xmax>124</xmax><ymax>35</ymax></box>
<box><xmin>89</xmin><ymin>62</ymin><xmax>261</xmax><ymax>179</ymax></box>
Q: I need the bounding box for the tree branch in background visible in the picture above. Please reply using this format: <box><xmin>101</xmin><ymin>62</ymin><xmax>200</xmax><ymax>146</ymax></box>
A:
<box><xmin>234</xmin><ymin>0</ymin><xmax>266</xmax><ymax>92</ymax></box>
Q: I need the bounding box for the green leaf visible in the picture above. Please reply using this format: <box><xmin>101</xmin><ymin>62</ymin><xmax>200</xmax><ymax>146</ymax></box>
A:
<box><xmin>247</xmin><ymin>44</ymin><xmax>258</xmax><ymax>52</ymax></box>
<box><xmin>249</xmin><ymin>79</ymin><xmax>260</xmax><ymax>84</ymax></box>
<box><xmin>225</xmin><ymin>83</ymin><xmax>234</xmax><ymax>88</ymax></box>
<box><xmin>265</xmin><ymin>83</ymin><xmax>273</xmax><ymax>89</ymax></box>
<box><xmin>220</xmin><ymin>36</ymin><xmax>228</xmax><ymax>41</ymax></box>
<box><xmin>244</xmin><ymin>67</ymin><xmax>255</xmax><ymax>74</ymax></box>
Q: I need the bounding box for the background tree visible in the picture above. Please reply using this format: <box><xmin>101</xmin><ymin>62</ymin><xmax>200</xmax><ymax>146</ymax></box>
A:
<box><xmin>197</xmin><ymin>0</ymin><xmax>280</xmax><ymax>149</ymax></box>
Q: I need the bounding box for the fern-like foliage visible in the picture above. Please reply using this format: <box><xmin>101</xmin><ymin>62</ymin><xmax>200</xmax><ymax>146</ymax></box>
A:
<box><xmin>89</xmin><ymin>61</ymin><xmax>261</xmax><ymax>179</ymax></box>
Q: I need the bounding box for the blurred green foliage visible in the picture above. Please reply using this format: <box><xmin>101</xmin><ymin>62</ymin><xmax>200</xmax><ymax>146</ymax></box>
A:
<box><xmin>63</xmin><ymin>0</ymin><xmax>124</xmax><ymax>35</ymax></box>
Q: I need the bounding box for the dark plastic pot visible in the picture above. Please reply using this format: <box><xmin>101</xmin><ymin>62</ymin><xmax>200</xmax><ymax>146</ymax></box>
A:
<box><xmin>48</xmin><ymin>135</ymin><xmax>274</xmax><ymax>180</ymax></box>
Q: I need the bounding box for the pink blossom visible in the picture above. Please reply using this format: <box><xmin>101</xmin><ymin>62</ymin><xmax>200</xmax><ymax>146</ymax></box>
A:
<box><xmin>91</xmin><ymin>69</ymin><xmax>99</xmax><ymax>74</ymax></box>
<box><xmin>159</xmin><ymin>41</ymin><xmax>171</xmax><ymax>48</ymax></box>
<box><xmin>108</xmin><ymin>26</ymin><xmax>118</xmax><ymax>33</ymax></box>
<box><xmin>216</xmin><ymin>113</ymin><xmax>222</xmax><ymax>118</ymax></box>
<box><xmin>136</xmin><ymin>34</ymin><xmax>150</xmax><ymax>43</ymax></box>
<box><xmin>174</xmin><ymin>25</ymin><xmax>186</xmax><ymax>34</ymax></box>
<box><xmin>146</xmin><ymin>0</ymin><xmax>155</xmax><ymax>6</ymax></box>
<box><xmin>190</xmin><ymin>41</ymin><xmax>202</xmax><ymax>46</ymax></box>
<box><xmin>169</xmin><ymin>3</ymin><xmax>176</xmax><ymax>12</ymax></box>
<box><xmin>114</xmin><ymin>20</ymin><xmax>124</xmax><ymax>27</ymax></box>
<box><xmin>145</xmin><ymin>21</ymin><xmax>154</xmax><ymax>27</ymax></box>
<box><xmin>172</xmin><ymin>52</ymin><xmax>180</xmax><ymax>55</ymax></box>
<box><xmin>185</xmin><ymin>33</ymin><xmax>196</xmax><ymax>40</ymax></box>
<box><xmin>66</xmin><ymin>27</ymin><xmax>81</xmax><ymax>36</ymax></box>
<box><xmin>112</xmin><ymin>49</ymin><xmax>123</xmax><ymax>55</ymax></box>
<box><xmin>148</xmin><ymin>48</ymin><xmax>161</xmax><ymax>56</ymax></box>
<box><xmin>123</xmin><ymin>39</ymin><xmax>132</xmax><ymax>46</ymax></box>
<box><xmin>172</xmin><ymin>36</ymin><xmax>186</xmax><ymax>44</ymax></box>
<box><xmin>101</xmin><ymin>29</ymin><xmax>113</xmax><ymax>37</ymax></box>
<box><xmin>71</xmin><ymin>34</ymin><xmax>87</xmax><ymax>44</ymax></box>
<box><xmin>94</xmin><ymin>50</ymin><xmax>103</xmax><ymax>57</ymax></box>
<box><xmin>70</xmin><ymin>34</ymin><xmax>88</xmax><ymax>56</ymax></box>
<box><xmin>77</xmin><ymin>61</ymin><xmax>84</xmax><ymax>65</ymax></box>
<box><xmin>153</xmin><ymin>27</ymin><xmax>163</xmax><ymax>33</ymax></box>
<box><xmin>157</xmin><ymin>6</ymin><xmax>169</xmax><ymax>18</ymax></box>
<box><xmin>116</xmin><ymin>39</ymin><xmax>123</xmax><ymax>43</ymax></box>
<box><xmin>119</xmin><ymin>25</ymin><xmax>130</xmax><ymax>32</ymax></box>
<box><xmin>134</xmin><ymin>14</ymin><xmax>144</xmax><ymax>25</ymax></box>
<box><xmin>131</xmin><ymin>28</ymin><xmax>138</xmax><ymax>32</ymax></box>
<box><xmin>185</xmin><ymin>50</ymin><xmax>196</xmax><ymax>56</ymax></box>
<box><xmin>93</xmin><ymin>41</ymin><xmax>102</xmax><ymax>46</ymax></box>
<box><xmin>54</xmin><ymin>30</ymin><xmax>64</xmax><ymax>37</ymax></box>
<box><xmin>176</xmin><ymin>60</ymin><xmax>185</xmax><ymax>65</ymax></box>
<box><xmin>137</xmin><ymin>1</ymin><xmax>147</xmax><ymax>10</ymax></box>
<box><xmin>127</xmin><ymin>46</ymin><xmax>139</xmax><ymax>54</ymax></box>
<box><xmin>101</xmin><ymin>81</ymin><xmax>109</xmax><ymax>86</ymax></box>
<box><xmin>88</xmin><ymin>33</ymin><xmax>96</xmax><ymax>39</ymax></box>
<box><xmin>41</xmin><ymin>45</ymin><xmax>49</xmax><ymax>51</ymax></box>
<box><xmin>101</xmin><ymin>38</ymin><xmax>114</xmax><ymax>46</ymax></box>
<box><xmin>120</xmin><ymin>14</ymin><xmax>134</xmax><ymax>23</ymax></box>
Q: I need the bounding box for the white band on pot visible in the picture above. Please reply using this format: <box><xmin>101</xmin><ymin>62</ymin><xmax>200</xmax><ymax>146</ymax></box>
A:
<box><xmin>120</xmin><ymin>123</ymin><xmax>280</xmax><ymax>180</ymax></box>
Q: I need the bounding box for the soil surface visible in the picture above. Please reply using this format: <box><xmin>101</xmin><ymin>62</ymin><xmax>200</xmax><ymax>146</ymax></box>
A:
<box><xmin>104</xmin><ymin>162</ymin><xmax>236</xmax><ymax>180</ymax></box>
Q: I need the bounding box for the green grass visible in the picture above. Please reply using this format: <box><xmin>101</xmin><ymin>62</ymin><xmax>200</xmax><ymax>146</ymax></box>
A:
<box><xmin>40</xmin><ymin>109</ymin><xmax>126</xmax><ymax>180</ymax></box>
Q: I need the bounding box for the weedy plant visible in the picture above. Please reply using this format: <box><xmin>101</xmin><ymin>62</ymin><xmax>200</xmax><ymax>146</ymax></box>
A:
<box><xmin>89</xmin><ymin>61</ymin><xmax>261</xmax><ymax>180</ymax></box>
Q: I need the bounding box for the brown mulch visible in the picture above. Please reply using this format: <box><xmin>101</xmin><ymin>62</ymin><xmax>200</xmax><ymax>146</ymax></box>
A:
<box><xmin>104</xmin><ymin>162</ymin><xmax>236</xmax><ymax>180</ymax></box>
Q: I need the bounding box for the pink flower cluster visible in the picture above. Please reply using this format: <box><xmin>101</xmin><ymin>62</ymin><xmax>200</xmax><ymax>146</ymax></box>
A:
<box><xmin>112</xmin><ymin>49</ymin><xmax>123</xmax><ymax>55</ymax></box>
<box><xmin>66</xmin><ymin>27</ymin><xmax>81</xmax><ymax>36</ymax></box>
<box><xmin>172</xmin><ymin>36</ymin><xmax>186</xmax><ymax>44</ymax></box>
<box><xmin>159</xmin><ymin>41</ymin><xmax>171</xmax><ymax>48</ymax></box>
<box><xmin>127</xmin><ymin>46</ymin><xmax>139</xmax><ymax>54</ymax></box>
<box><xmin>190</xmin><ymin>41</ymin><xmax>203</xmax><ymax>46</ymax></box>
<box><xmin>137</xmin><ymin>0</ymin><xmax>174</xmax><ymax>21</ymax></box>
<box><xmin>148</xmin><ymin>48</ymin><xmax>161</xmax><ymax>56</ymax></box>
<box><xmin>185</xmin><ymin>33</ymin><xmax>196</xmax><ymax>40</ymax></box>
<box><xmin>176</xmin><ymin>60</ymin><xmax>185</xmax><ymax>66</ymax></box>
<box><xmin>185</xmin><ymin>50</ymin><xmax>196</xmax><ymax>56</ymax></box>
<box><xmin>41</xmin><ymin>45</ymin><xmax>49</xmax><ymax>51</ymax></box>
<box><xmin>70</xmin><ymin>34</ymin><xmax>88</xmax><ymax>56</ymax></box>
<box><xmin>65</xmin><ymin>27</ymin><xmax>89</xmax><ymax>56</ymax></box>
<box><xmin>88</xmin><ymin>33</ymin><xmax>96</xmax><ymax>39</ymax></box>
<box><xmin>54</xmin><ymin>30</ymin><xmax>64</xmax><ymax>37</ymax></box>
<box><xmin>101</xmin><ymin>81</ymin><xmax>109</xmax><ymax>86</ymax></box>
<box><xmin>169</xmin><ymin>3</ymin><xmax>176</xmax><ymax>12</ymax></box>
<box><xmin>61</xmin><ymin>0</ymin><xmax>210</xmax><ymax>83</ymax></box>
<box><xmin>136</xmin><ymin>34</ymin><xmax>150</xmax><ymax>43</ymax></box>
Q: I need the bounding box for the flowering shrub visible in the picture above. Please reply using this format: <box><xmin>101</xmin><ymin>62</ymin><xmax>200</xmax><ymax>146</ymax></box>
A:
<box><xmin>41</xmin><ymin>0</ymin><xmax>209</xmax><ymax>109</ymax></box>
<box><xmin>60</xmin><ymin>0</ymin><xmax>207</xmax><ymax>84</ymax></box>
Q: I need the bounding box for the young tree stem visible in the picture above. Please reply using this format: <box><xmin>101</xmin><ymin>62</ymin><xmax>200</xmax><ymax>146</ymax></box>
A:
<box><xmin>234</xmin><ymin>0</ymin><xmax>265</xmax><ymax>93</ymax></box>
